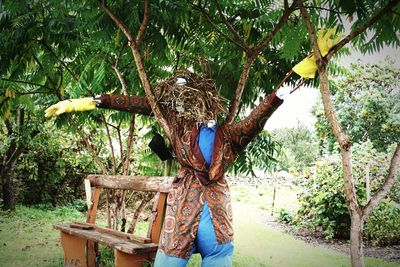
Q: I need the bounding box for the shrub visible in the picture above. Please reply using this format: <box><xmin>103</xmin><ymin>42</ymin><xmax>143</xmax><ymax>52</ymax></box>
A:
<box><xmin>14</xmin><ymin>128</ymin><xmax>98</xmax><ymax>206</ymax></box>
<box><xmin>364</xmin><ymin>201</ymin><xmax>400</xmax><ymax>246</ymax></box>
<box><xmin>295</xmin><ymin>156</ymin><xmax>350</xmax><ymax>239</ymax></box>
<box><xmin>295</xmin><ymin>142</ymin><xmax>400</xmax><ymax>243</ymax></box>
<box><xmin>279</xmin><ymin>208</ymin><xmax>293</xmax><ymax>224</ymax></box>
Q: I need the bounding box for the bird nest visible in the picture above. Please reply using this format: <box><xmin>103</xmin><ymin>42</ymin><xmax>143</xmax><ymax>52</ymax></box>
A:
<box><xmin>153</xmin><ymin>71</ymin><xmax>227</xmax><ymax>123</ymax></box>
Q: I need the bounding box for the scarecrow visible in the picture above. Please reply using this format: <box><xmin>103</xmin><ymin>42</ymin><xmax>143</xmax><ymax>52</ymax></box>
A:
<box><xmin>45</xmin><ymin>29</ymin><xmax>339</xmax><ymax>267</ymax></box>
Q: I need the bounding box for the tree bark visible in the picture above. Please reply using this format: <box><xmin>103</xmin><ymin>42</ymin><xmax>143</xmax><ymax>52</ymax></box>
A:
<box><xmin>2</xmin><ymin>118</ymin><xmax>27</xmax><ymax>210</ymax></box>
<box><xmin>1</xmin><ymin>164</ymin><xmax>15</xmax><ymax>210</ymax></box>
<box><xmin>350</xmin><ymin>213</ymin><xmax>364</xmax><ymax>267</ymax></box>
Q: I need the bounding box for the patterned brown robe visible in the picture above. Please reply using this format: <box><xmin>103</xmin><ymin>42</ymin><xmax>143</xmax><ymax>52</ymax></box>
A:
<box><xmin>98</xmin><ymin>92</ymin><xmax>283</xmax><ymax>258</ymax></box>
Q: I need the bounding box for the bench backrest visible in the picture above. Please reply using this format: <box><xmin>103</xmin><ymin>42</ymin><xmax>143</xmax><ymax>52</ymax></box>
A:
<box><xmin>85</xmin><ymin>175</ymin><xmax>174</xmax><ymax>243</ymax></box>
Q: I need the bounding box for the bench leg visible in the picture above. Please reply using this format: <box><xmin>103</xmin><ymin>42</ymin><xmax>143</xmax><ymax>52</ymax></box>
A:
<box><xmin>86</xmin><ymin>241</ymin><xmax>98</xmax><ymax>267</ymax></box>
<box><xmin>60</xmin><ymin>231</ymin><xmax>88</xmax><ymax>267</ymax></box>
<box><xmin>114</xmin><ymin>250</ymin><xmax>149</xmax><ymax>267</ymax></box>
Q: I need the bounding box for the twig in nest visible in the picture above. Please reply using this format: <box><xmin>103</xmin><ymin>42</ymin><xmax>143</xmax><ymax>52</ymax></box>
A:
<box><xmin>153</xmin><ymin>71</ymin><xmax>227</xmax><ymax>123</ymax></box>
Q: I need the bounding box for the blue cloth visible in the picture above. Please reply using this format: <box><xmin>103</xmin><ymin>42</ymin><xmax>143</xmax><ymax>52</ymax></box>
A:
<box><xmin>154</xmin><ymin>202</ymin><xmax>234</xmax><ymax>267</ymax></box>
<box><xmin>196</xmin><ymin>124</ymin><xmax>217</xmax><ymax>166</ymax></box>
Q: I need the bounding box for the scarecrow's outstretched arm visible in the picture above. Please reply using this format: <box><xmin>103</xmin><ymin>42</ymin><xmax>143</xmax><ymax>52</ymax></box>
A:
<box><xmin>45</xmin><ymin>94</ymin><xmax>152</xmax><ymax>117</ymax></box>
<box><xmin>225</xmin><ymin>91</ymin><xmax>283</xmax><ymax>153</ymax></box>
<box><xmin>95</xmin><ymin>94</ymin><xmax>151</xmax><ymax>116</ymax></box>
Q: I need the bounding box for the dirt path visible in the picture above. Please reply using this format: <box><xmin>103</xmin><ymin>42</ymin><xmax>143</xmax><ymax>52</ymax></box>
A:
<box><xmin>259</xmin><ymin>211</ymin><xmax>400</xmax><ymax>263</ymax></box>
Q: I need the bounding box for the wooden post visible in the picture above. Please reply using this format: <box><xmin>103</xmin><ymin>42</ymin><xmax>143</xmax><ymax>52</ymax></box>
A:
<box><xmin>271</xmin><ymin>173</ymin><xmax>277</xmax><ymax>216</ymax></box>
<box><xmin>147</xmin><ymin>192</ymin><xmax>167</xmax><ymax>243</ymax></box>
<box><xmin>86</xmin><ymin>187</ymin><xmax>101</xmax><ymax>267</ymax></box>
<box><xmin>114</xmin><ymin>250</ymin><xmax>147</xmax><ymax>267</ymax></box>
<box><xmin>60</xmin><ymin>232</ymin><xmax>88</xmax><ymax>267</ymax></box>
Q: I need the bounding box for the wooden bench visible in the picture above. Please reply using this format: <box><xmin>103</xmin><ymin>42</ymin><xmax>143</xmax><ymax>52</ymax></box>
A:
<box><xmin>54</xmin><ymin>175</ymin><xmax>174</xmax><ymax>267</ymax></box>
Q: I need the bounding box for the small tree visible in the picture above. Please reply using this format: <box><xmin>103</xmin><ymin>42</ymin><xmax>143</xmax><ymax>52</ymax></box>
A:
<box><xmin>295</xmin><ymin>1</ymin><xmax>400</xmax><ymax>266</ymax></box>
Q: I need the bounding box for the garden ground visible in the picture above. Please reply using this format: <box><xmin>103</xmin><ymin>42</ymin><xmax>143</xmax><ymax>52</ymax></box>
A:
<box><xmin>0</xmin><ymin>183</ymin><xmax>399</xmax><ymax>267</ymax></box>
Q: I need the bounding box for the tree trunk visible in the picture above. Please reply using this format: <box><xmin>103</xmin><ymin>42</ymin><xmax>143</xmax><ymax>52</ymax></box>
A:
<box><xmin>1</xmin><ymin>164</ymin><xmax>16</xmax><ymax>210</ymax></box>
<box><xmin>350</xmin><ymin>213</ymin><xmax>364</xmax><ymax>267</ymax></box>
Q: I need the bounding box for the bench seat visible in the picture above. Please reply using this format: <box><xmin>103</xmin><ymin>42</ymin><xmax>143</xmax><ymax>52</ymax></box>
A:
<box><xmin>54</xmin><ymin>223</ymin><xmax>158</xmax><ymax>255</ymax></box>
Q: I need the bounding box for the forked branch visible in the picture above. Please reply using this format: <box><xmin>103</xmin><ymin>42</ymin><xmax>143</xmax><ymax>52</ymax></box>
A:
<box><xmin>99</xmin><ymin>0</ymin><xmax>171</xmax><ymax>139</ymax></box>
<box><xmin>363</xmin><ymin>143</ymin><xmax>400</xmax><ymax>219</ymax></box>
<box><xmin>98</xmin><ymin>1</ymin><xmax>135</xmax><ymax>44</ymax></box>
<box><xmin>188</xmin><ymin>1</ymin><xmax>247</xmax><ymax>51</ymax></box>
<box><xmin>214</xmin><ymin>0</ymin><xmax>249</xmax><ymax>51</ymax></box>
<box><xmin>225</xmin><ymin>2</ymin><xmax>298</xmax><ymax>123</ymax></box>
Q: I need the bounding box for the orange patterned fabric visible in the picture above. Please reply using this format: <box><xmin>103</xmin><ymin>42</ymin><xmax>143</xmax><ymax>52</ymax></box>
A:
<box><xmin>99</xmin><ymin>92</ymin><xmax>283</xmax><ymax>258</ymax></box>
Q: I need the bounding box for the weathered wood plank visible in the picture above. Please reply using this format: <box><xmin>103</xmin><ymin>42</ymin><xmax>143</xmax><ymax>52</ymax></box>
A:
<box><xmin>86</xmin><ymin>187</ymin><xmax>101</xmax><ymax>267</ymax></box>
<box><xmin>148</xmin><ymin>192</ymin><xmax>167</xmax><ymax>243</ymax></box>
<box><xmin>72</xmin><ymin>222</ymin><xmax>151</xmax><ymax>244</ymax></box>
<box><xmin>87</xmin><ymin>175</ymin><xmax>174</xmax><ymax>192</ymax></box>
<box><xmin>54</xmin><ymin>223</ymin><xmax>158</xmax><ymax>255</ymax></box>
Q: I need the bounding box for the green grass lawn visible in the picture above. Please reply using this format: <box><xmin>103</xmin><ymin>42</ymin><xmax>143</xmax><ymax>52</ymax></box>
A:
<box><xmin>0</xmin><ymin>184</ymin><xmax>399</xmax><ymax>267</ymax></box>
<box><xmin>0</xmin><ymin>205</ymin><xmax>85</xmax><ymax>267</ymax></box>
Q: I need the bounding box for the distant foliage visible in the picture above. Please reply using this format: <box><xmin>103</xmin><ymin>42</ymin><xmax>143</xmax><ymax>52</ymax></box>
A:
<box><xmin>313</xmin><ymin>61</ymin><xmax>400</xmax><ymax>154</ymax></box>
<box><xmin>271</xmin><ymin>123</ymin><xmax>319</xmax><ymax>173</ymax></box>
<box><xmin>14</xmin><ymin>125</ymin><xmax>98</xmax><ymax>206</ymax></box>
<box><xmin>295</xmin><ymin>142</ymin><xmax>400</xmax><ymax>244</ymax></box>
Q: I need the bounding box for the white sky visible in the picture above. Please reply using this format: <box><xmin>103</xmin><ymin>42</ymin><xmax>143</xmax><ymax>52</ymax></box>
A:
<box><xmin>265</xmin><ymin>45</ymin><xmax>400</xmax><ymax>131</ymax></box>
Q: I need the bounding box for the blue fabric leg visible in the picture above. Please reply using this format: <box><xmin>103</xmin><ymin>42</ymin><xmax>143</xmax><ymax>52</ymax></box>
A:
<box><xmin>196</xmin><ymin>202</ymin><xmax>234</xmax><ymax>267</ymax></box>
<box><xmin>154</xmin><ymin>249</ymin><xmax>191</xmax><ymax>267</ymax></box>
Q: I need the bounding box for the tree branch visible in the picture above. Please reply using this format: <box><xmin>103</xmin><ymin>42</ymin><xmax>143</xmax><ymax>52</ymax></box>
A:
<box><xmin>5</xmin><ymin>146</ymin><xmax>25</xmax><ymax>167</ymax></box>
<box><xmin>188</xmin><ymin>0</ymin><xmax>247</xmax><ymax>51</ymax></box>
<box><xmin>298</xmin><ymin>1</ymin><xmax>351</xmax><ymax>150</ymax></box>
<box><xmin>136</xmin><ymin>0</ymin><xmax>149</xmax><ymax>46</ymax></box>
<box><xmin>225</xmin><ymin>2</ymin><xmax>298</xmax><ymax>123</ymax></box>
<box><xmin>362</xmin><ymin>143</ymin><xmax>400</xmax><ymax>219</ymax></box>
<box><xmin>214</xmin><ymin>0</ymin><xmax>249</xmax><ymax>51</ymax></box>
<box><xmin>102</xmin><ymin>114</ymin><xmax>117</xmax><ymax>175</ymax></box>
<box><xmin>32</xmin><ymin>55</ymin><xmax>59</xmax><ymax>92</ymax></box>
<box><xmin>4</xmin><ymin>118</ymin><xmax>13</xmax><ymax>135</ymax></box>
<box><xmin>253</xmin><ymin>2</ymin><xmax>298</xmax><ymax>54</ymax></box>
<box><xmin>272</xmin><ymin>70</ymin><xmax>294</xmax><ymax>93</ymax></box>
<box><xmin>225</xmin><ymin>56</ymin><xmax>254</xmax><ymax>123</ymax></box>
<box><xmin>98</xmin><ymin>0</ymin><xmax>135</xmax><ymax>44</ymax></box>
<box><xmin>99</xmin><ymin>0</ymin><xmax>171</xmax><ymax>140</ymax></box>
<box><xmin>129</xmin><ymin>46</ymin><xmax>171</xmax><ymax>139</ymax></box>
<box><xmin>127</xmin><ymin>192</ymin><xmax>154</xmax><ymax>233</ymax></box>
<box><xmin>123</xmin><ymin>115</ymin><xmax>136</xmax><ymax>175</ymax></box>
<box><xmin>1</xmin><ymin>78</ymin><xmax>53</xmax><ymax>91</ymax></box>
<box><xmin>327</xmin><ymin>0</ymin><xmax>400</xmax><ymax>60</ymax></box>
<box><xmin>116</xmin><ymin>125</ymin><xmax>123</xmax><ymax>163</ymax></box>
<box><xmin>66</xmin><ymin>114</ymin><xmax>108</xmax><ymax>174</ymax></box>
<box><xmin>289</xmin><ymin>78</ymin><xmax>306</xmax><ymax>94</ymax></box>
<box><xmin>111</xmin><ymin>64</ymin><xmax>128</xmax><ymax>95</ymax></box>
<box><xmin>40</xmin><ymin>41</ymin><xmax>80</xmax><ymax>82</ymax></box>
<box><xmin>298</xmin><ymin>1</ymin><xmax>361</xmax><ymax>218</ymax></box>
<box><xmin>303</xmin><ymin>5</ymin><xmax>348</xmax><ymax>15</ymax></box>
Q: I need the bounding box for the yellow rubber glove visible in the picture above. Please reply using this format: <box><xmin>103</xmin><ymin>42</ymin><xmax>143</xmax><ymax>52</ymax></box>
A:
<box><xmin>45</xmin><ymin>97</ymin><xmax>96</xmax><ymax>117</ymax></box>
<box><xmin>292</xmin><ymin>28</ymin><xmax>341</xmax><ymax>78</ymax></box>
